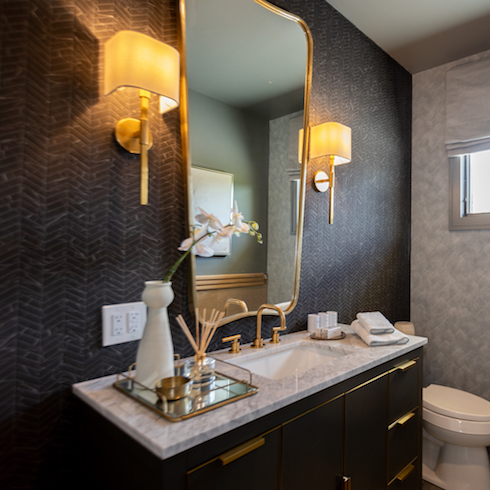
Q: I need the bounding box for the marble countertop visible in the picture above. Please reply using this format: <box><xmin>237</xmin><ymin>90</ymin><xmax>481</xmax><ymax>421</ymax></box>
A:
<box><xmin>72</xmin><ymin>326</ymin><xmax>427</xmax><ymax>460</ymax></box>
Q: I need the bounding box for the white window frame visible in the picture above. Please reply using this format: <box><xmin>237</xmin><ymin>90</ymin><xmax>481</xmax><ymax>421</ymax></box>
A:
<box><xmin>449</xmin><ymin>155</ymin><xmax>490</xmax><ymax>230</ymax></box>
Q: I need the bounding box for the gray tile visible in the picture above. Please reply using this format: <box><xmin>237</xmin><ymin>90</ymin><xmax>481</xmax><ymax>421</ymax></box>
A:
<box><xmin>412</xmin><ymin>49</ymin><xmax>490</xmax><ymax>401</ymax></box>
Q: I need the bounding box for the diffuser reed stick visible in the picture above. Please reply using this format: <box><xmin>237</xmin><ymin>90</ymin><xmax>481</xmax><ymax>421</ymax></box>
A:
<box><xmin>176</xmin><ymin>316</ymin><xmax>199</xmax><ymax>352</ymax></box>
<box><xmin>176</xmin><ymin>308</ymin><xmax>225</xmax><ymax>357</ymax></box>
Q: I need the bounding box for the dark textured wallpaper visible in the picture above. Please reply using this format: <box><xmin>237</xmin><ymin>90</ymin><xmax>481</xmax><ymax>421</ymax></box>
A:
<box><xmin>0</xmin><ymin>0</ymin><xmax>411</xmax><ymax>488</ymax></box>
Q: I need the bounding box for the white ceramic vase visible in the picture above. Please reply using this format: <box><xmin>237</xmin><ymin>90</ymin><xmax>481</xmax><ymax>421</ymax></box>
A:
<box><xmin>135</xmin><ymin>281</ymin><xmax>175</xmax><ymax>388</ymax></box>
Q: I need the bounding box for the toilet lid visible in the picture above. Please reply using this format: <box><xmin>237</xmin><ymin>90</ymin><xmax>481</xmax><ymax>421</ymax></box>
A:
<box><xmin>423</xmin><ymin>384</ymin><xmax>490</xmax><ymax>422</ymax></box>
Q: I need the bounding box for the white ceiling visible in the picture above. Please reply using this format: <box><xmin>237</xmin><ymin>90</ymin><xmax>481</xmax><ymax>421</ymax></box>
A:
<box><xmin>326</xmin><ymin>0</ymin><xmax>490</xmax><ymax>73</ymax></box>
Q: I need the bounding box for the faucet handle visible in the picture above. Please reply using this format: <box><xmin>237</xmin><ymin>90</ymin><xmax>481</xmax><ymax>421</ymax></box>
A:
<box><xmin>270</xmin><ymin>326</ymin><xmax>285</xmax><ymax>344</ymax></box>
<box><xmin>222</xmin><ymin>334</ymin><xmax>241</xmax><ymax>354</ymax></box>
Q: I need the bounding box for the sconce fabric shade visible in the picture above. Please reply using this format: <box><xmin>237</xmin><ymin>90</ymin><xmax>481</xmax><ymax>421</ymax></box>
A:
<box><xmin>299</xmin><ymin>122</ymin><xmax>351</xmax><ymax>164</ymax></box>
<box><xmin>104</xmin><ymin>30</ymin><xmax>180</xmax><ymax>112</ymax></box>
<box><xmin>310</xmin><ymin>122</ymin><xmax>351</xmax><ymax>164</ymax></box>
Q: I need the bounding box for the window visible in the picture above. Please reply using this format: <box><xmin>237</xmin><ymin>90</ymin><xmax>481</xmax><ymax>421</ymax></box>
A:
<box><xmin>449</xmin><ymin>150</ymin><xmax>490</xmax><ymax>230</ymax></box>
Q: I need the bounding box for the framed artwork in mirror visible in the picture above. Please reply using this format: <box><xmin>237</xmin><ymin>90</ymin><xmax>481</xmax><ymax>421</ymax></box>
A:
<box><xmin>191</xmin><ymin>167</ymin><xmax>234</xmax><ymax>256</ymax></box>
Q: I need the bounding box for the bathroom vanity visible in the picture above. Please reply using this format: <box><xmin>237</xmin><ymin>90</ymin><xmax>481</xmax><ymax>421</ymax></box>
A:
<box><xmin>73</xmin><ymin>329</ymin><xmax>426</xmax><ymax>490</ymax></box>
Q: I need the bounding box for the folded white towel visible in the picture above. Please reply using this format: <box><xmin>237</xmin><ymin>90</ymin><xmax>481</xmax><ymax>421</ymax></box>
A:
<box><xmin>352</xmin><ymin>320</ymin><xmax>409</xmax><ymax>347</ymax></box>
<box><xmin>356</xmin><ymin>311</ymin><xmax>394</xmax><ymax>334</ymax></box>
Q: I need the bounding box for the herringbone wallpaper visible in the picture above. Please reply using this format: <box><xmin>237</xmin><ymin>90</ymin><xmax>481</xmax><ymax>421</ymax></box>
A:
<box><xmin>0</xmin><ymin>0</ymin><xmax>411</xmax><ymax>487</ymax></box>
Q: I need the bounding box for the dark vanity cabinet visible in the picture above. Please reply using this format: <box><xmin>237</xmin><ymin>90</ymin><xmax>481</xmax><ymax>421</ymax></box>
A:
<box><xmin>78</xmin><ymin>348</ymin><xmax>422</xmax><ymax>490</ymax></box>
<box><xmin>344</xmin><ymin>372</ymin><xmax>388</xmax><ymax>489</ymax></box>
<box><xmin>282</xmin><ymin>395</ymin><xmax>344</xmax><ymax>490</ymax></box>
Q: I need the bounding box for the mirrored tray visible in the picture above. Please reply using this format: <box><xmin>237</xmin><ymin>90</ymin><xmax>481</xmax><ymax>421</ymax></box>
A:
<box><xmin>113</xmin><ymin>357</ymin><xmax>259</xmax><ymax>422</ymax></box>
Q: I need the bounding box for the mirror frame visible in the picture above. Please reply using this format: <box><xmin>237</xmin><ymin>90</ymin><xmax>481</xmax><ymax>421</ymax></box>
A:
<box><xmin>178</xmin><ymin>0</ymin><xmax>313</xmax><ymax>326</ymax></box>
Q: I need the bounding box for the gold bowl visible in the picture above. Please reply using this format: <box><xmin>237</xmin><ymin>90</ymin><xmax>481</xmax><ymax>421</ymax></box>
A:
<box><xmin>155</xmin><ymin>376</ymin><xmax>192</xmax><ymax>401</ymax></box>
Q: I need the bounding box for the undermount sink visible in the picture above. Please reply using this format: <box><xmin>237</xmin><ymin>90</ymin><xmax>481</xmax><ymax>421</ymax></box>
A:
<box><xmin>227</xmin><ymin>342</ymin><xmax>347</xmax><ymax>380</ymax></box>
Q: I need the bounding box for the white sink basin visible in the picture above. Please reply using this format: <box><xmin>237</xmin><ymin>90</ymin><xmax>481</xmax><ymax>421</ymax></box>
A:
<box><xmin>227</xmin><ymin>343</ymin><xmax>347</xmax><ymax>380</ymax></box>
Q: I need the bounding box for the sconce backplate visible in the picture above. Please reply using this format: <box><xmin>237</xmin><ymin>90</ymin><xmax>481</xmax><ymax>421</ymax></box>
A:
<box><xmin>115</xmin><ymin>118</ymin><xmax>153</xmax><ymax>154</ymax></box>
<box><xmin>314</xmin><ymin>170</ymin><xmax>329</xmax><ymax>192</ymax></box>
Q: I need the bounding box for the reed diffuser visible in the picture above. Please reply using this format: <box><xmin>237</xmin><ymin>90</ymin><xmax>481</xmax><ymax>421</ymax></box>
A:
<box><xmin>176</xmin><ymin>308</ymin><xmax>225</xmax><ymax>386</ymax></box>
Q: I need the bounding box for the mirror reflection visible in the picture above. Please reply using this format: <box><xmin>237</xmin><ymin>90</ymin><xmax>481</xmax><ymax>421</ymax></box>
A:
<box><xmin>185</xmin><ymin>0</ymin><xmax>309</xmax><ymax>321</ymax></box>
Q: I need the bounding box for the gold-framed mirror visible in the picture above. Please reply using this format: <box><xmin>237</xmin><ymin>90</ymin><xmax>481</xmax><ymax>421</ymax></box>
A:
<box><xmin>178</xmin><ymin>0</ymin><xmax>313</xmax><ymax>325</ymax></box>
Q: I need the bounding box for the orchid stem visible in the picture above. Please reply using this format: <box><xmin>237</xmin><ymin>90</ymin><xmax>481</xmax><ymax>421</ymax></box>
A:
<box><xmin>162</xmin><ymin>230</ymin><xmax>215</xmax><ymax>283</ymax></box>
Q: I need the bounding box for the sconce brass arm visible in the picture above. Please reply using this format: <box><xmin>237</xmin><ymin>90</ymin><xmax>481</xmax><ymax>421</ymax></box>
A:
<box><xmin>328</xmin><ymin>155</ymin><xmax>335</xmax><ymax>224</ymax></box>
<box><xmin>139</xmin><ymin>90</ymin><xmax>150</xmax><ymax>205</ymax></box>
<box><xmin>113</xmin><ymin>90</ymin><xmax>154</xmax><ymax>205</ymax></box>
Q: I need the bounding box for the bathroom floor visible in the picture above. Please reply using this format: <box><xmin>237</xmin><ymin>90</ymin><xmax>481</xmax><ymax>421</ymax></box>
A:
<box><xmin>422</xmin><ymin>481</ymin><xmax>443</xmax><ymax>490</ymax></box>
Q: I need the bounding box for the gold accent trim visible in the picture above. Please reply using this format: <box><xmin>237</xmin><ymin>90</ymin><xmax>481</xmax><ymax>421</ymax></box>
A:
<box><xmin>388</xmin><ymin>409</ymin><xmax>416</xmax><ymax>431</ymax></box>
<box><xmin>282</xmin><ymin>392</ymin><xmax>344</xmax><ymax>427</ymax></box>
<box><xmin>178</xmin><ymin>0</ymin><xmax>194</xmax><ymax>309</ymax></box>
<box><xmin>178</xmin><ymin>0</ymin><xmax>313</xmax><ymax>326</ymax></box>
<box><xmin>345</xmin><ymin>370</ymin><xmax>389</xmax><ymax>396</ymax></box>
<box><xmin>219</xmin><ymin>436</ymin><xmax>265</xmax><ymax>466</ymax></box>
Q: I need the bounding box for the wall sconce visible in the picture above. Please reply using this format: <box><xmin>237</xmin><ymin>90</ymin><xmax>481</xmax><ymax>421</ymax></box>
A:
<box><xmin>104</xmin><ymin>31</ymin><xmax>180</xmax><ymax>205</ymax></box>
<box><xmin>299</xmin><ymin>122</ymin><xmax>351</xmax><ymax>224</ymax></box>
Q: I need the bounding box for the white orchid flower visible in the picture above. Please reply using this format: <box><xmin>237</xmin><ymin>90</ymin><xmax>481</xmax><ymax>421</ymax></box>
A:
<box><xmin>163</xmin><ymin>201</ymin><xmax>262</xmax><ymax>282</ymax></box>
<box><xmin>192</xmin><ymin>242</ymin><xmax>214</xmax><ymax>257</ymax></box>
<box><xmin>230</xmin><ymin>201</ymin><xmax>250</xmax><ymax>234</ymax></box>
<box><xmin>178</xmin><ymin>226</ymin><xmax>214</xmax><ymax>257</ymax></box>
<box><xmin>195</xmin><ymin>208</ymin><xmax>224</xmax><ymax>231</ymax></box>
<box><xmin>210</xmin><ymin>226</ymin><xmax>234</xmax><ymax>246</ymax></box>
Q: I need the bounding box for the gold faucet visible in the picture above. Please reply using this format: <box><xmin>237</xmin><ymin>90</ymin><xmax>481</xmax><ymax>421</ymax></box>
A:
<box><xmin>224</xmin><ymin>298</ymin><xmax>248</xmax><ymax>315</ymax></box>
<box><xmin>252</xmin><ymin>304</ymin><xmax>286</xmax><ymax>348</ymax></box>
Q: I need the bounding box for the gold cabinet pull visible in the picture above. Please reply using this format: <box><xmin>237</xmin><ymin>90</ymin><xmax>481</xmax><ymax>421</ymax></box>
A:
<box><xmin>342</xmin><ymin>476</ymin><xmax>352</xmax><ymax>490</ymax></box>
<box><xmin>388</xmin><ymin>411</ymin><xmax>416</xmax><ymax>430</ymax></box>
<box><xmin>396</xmin><ymin>463</ymin><xmax>415</xmax><ymax>482</ymax></box>
<box><xmin>397</xmin><ymin>411</ymin><xmax>416</xmax><ymax>426</ymax></box>
<box><xmin>219</xmin><ymin>437</ymin><xmax>265</xmax><ymax>466</ymax></box>
<box><xmin>396</xmin><ymin>359</ymin><xmax>416</xmax><ymax>372</ymax></box>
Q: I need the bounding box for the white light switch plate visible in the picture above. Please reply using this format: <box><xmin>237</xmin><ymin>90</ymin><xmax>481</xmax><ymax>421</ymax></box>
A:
<box><xmin>102</xmin><ymin>301</ymin><xmax>147</xmax><ymax>346</ymax></box>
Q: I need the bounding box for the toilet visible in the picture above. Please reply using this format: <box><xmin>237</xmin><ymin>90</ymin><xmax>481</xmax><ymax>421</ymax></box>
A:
<box><xmin>422</xmin><ymin>384</ymin><xmax>490</xmax><ymax>490</ymax></box>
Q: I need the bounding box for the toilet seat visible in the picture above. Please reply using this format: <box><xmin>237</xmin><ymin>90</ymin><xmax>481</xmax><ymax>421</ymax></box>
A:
<box><xmin>423</xmin><ymin>406</ymin><xmax>490</xmax><ymax>435</ymax></box>
<box><xmin>423</xmin><ymin>384</ymin><xmax>490</xmax><ymax>422</ymax></box>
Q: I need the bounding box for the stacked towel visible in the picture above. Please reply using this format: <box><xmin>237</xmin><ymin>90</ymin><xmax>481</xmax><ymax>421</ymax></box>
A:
<box><xmin>352</xmin><ymin>320</ymin><xmax>409</xmax><ymax>346</ymax></box>
<box><xmin>352</xmin><ymin>312</ymin><xmax>409</xmax><ymax>347</ymax></box>
<box><xmin>357</xmin><ymin>311</ymin><xmax>394</xmax><ymax>334</ymax></box>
